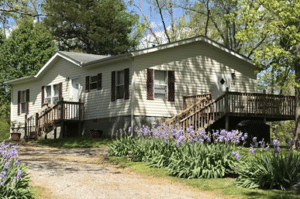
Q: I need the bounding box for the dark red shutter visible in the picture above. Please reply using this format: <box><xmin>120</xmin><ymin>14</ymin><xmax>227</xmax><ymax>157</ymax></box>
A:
<box><xmin>168</xmin><ymin>71</ymin><xmax>175</xmax><ymax>102</ymax></box>
<box><xmin>111</xmin><ymin>71</ymin><xmax>116</xmax><ymax>101</ymax></box>
<box><xmin>85</xmin><ymin>76</ymin><xmax>90</xmax><ymax>92</ymax></box>
<box><xmin>147</xmin><ymin>69</ymin><xmax>154</xmax><ymax>100</ymax></box>
<box><xmin>59</xmin><ymin>82</ymin><xmax>62</xmax><ymax>101</ymax></box>
<box><xmin>41</xmin><ymin>86</ymin><xmax>44</xmax><ymax>107</ymax></box>
<box><xmin>124</xmin><ymin>68</ymin><xmax>129</xmax><ymax>100</ymax></box>
<box><xmin>97</xmin><ymin>73</ymin><xmax>102</xmax><ymax>90</ymax></box>
<box><xmin>26</xmin><ymin>89</ymin><xmax>29</xmax><ymax>114</ymax></box>
<box><xmin>17</xmin><ymin>91</ymin><xmax>20</xmax><ymax>115</ymax></box>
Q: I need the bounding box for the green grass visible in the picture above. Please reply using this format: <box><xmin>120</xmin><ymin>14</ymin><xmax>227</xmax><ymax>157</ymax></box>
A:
<box><xmin>104</xmin><ymin>148</ymin><xmax>300</xmax><ymax>199</ymax></box>
<box><xmin>29</xmin><ymin>137</ymin><xmax>115</xmax><ymax>148</ymax></box>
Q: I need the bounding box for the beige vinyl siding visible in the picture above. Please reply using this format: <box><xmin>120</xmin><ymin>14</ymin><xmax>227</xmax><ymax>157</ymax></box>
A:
<box><xmin>133</xmin><ymin>41</ymin><xmax>257</xmax><ymax>118</ymax></box>
<box><xmin>11</xmin><ymin>58</ymin><xmax>133</xmax><ymax>126</ymax></box>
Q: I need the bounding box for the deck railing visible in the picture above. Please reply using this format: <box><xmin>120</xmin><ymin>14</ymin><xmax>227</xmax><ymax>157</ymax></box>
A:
<box><xmin>164</xmin><ymin>89</ymin><xmax>295</xmax><ymax>132</ymax></box>
<box><xmin>25</xmin><ymin>99</ymin><xmax>84</xmax><ymax>137</ymax></box>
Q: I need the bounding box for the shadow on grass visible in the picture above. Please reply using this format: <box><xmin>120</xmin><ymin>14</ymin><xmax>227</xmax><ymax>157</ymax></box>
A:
<box><xmin>28</xmin><ymin>137</ymin><xmax>116</xmax><ymax>148</ymax></box>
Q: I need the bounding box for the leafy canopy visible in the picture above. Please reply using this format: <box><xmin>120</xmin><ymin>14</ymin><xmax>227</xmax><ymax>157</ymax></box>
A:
<box><xmin>43</xmin><ymin>0</ymin><xmax>141</xmax><ymax>55</ymax></box>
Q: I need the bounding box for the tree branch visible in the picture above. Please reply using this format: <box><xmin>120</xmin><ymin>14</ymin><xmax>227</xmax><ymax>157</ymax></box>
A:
<box><xmin>155</xmin><ymin>0</ymin><xmax>171</xmax><ymax>43</ymax></box>
<box><xmin>247</xmin><ymin>32</ymin><xmax>269</xmax><ymax>58</ymax></box>
<box><xmin>0</xmin><ymin>8</ymin><xmax>47</xmax><ymax>18</ymax></box>
<box><xmin>205</xmin><ymin>1</ymin><xmax>210</xmax><ymax>37</ymax></box>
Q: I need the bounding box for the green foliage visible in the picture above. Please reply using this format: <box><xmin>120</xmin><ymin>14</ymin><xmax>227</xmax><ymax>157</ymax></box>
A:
<box><xmin>236</xmin><ymin>152</ymin><xmax>300</xmax><ymax>190</ymax></box>
<box><xmin>109</xmin><ymin>136</ymin><xmax>241</xmax><ymax>179</ymax></box>
<box><xmin>43</xmin><ymin>0</ymin><xmax>141</xmax><ymax>55</ymax></box>
<box><xmin>167</xmin><ymin>143</ymin><xmax>239</xmax><ymax>179</ymax></box>
<box><xmin>0</xmin><ymin>114</ymin><xmax>10</xmax><ymax>141</ymax></box>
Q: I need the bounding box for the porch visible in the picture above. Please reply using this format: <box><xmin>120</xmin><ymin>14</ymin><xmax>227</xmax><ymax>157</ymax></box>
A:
<box><xmin>24</xmin><ymin>98</ymin><xmax>84</xmax><ymax>141</ymax></box>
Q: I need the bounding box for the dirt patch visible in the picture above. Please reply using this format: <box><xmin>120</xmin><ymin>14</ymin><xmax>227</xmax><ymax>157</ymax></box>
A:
<box><xmin>16</xmin><ymin>145</ymin><xmax>229</xmax><ymax>199</ymax></box>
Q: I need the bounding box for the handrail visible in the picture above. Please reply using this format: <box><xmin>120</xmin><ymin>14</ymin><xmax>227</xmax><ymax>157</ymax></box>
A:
<box><xmin>163</xmin><ymin>96</ymin><xmax>213</xmax><ymax>126</ymax></box>
<box><xmin>183</xmin><ymin>92</ymin><xmax>212</xmax><ymax>109</ymax></box>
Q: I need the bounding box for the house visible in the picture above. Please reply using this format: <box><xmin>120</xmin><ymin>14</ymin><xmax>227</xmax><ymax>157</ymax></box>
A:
<box><xmin>4</xmin><ymin>35</ymin><xmax>295</xmax><ymax>140</ymax></box>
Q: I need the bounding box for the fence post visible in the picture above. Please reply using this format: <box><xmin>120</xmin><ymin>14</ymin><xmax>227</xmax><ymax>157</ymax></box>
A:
<box><xmin>263</xmin><ymin>90</ymin><xmax>266</xmax><ymax>115</ymax></box>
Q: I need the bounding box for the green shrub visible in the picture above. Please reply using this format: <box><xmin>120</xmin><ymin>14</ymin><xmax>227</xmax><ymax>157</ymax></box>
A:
<box><xmin>167</xmin><ymin>142</ymin><xmax>240</xmax><ymax>179</ymax></box>
<box><xmin>0</xmin><ymin>142</ymin><xmax>33</xmax><ymax>198</ymax></box>
<box><xmin>235</xmin><ymin>151</ymin><xmax>300</xmax><ymax>190</ymax></box>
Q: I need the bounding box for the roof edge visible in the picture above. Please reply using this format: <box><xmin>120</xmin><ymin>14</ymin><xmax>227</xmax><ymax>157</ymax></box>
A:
<box><xmin>4</xmin><ymin>76</ymin><xmax>35</xmax><ymax>85</ymax></box>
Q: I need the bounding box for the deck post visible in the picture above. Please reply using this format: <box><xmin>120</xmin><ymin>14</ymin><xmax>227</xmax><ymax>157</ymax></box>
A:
<box><xmin>225</xmin><ymin>116</ymin><xmax>229</xmax><ymax>131</ymax></box>
<box><xmin>54</xmin><ymin>128</ymin><xmax>57</xmax><ymax>139</ymax></box>
<box><xmin>78</xmin><ymin>99</ymin><xmax>82</xmax><ymax>137</ymax></box>
<box><xmin>263</xmin><ymin>90</ymin><xmax>266</xmax><ymax>115</ymax></box>
<box><xmin>35</xmin><ymin>113</ymin><xmax>38</xmax><ymax>137</ymax></box>
<box><xmin>60</xmin><ymin>98</ymin><xmax>64</xmax><ymax>120</ymax></box>
<box><xmin>25</xmin><ymin>114</ymin><xmax>27</xmax><ymax>138</ymax></box>
<box><xmin>225</xmin><ymin>87</ymin><xmax>229</xmax><ymax>114</ymax></box>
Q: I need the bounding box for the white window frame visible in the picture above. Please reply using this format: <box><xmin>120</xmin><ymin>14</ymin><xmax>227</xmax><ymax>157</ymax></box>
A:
<box><xmin>45</xmin><ymin>84</ymin><xmax>59</xmax><ymax>104</ymax></box>
<box><xmin>116</xmin><ymin>70</ymin><xmax>125</xmax><ymax>100</ymax></box>
<box><xmin>20</xmin><ymin>90</ymin><xmax>27</xmax><ymax>114</ymax></box>
<box><xmin>90</xmin><ymin>75</ymin><xmax>98</xmax><ymax>90</ymax></box>
<box><xmin>154</xmin><ymin>70</ymin><xmax>168</xmax><ymax>99</ymax></box>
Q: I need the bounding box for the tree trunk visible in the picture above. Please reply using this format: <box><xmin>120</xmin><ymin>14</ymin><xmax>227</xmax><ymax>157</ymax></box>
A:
<box><xmin>294</xmin><ymin>57</ymin><xmax>300</xmax><ymax>149</ymax></box>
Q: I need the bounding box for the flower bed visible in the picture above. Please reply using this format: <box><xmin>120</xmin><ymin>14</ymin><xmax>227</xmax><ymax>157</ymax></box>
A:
<box><xmin>0</xmin><ymin>142</ymin><xmax>33</xmax><ymax>198</ymax></box>
<box><xmin>109</xmin><ymin>123</ymin><xmax>300</xmax><ymax>193</ymax></box>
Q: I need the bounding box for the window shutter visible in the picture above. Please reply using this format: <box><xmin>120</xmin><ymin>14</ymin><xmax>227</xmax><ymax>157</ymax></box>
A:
<box><xmin>111</xmin><ymin>71</ymin><xmax>116</xmax><ymax>101</ymax></box>
<box><xmin>147</xmin><ymin>69</ymin><xmax>154</xmax><ymax>100</ymax></box>
<box><xmin>41</xmin><ymin>86</ymin><xmax>44</xmax><ymax>107</ymax></box>
<box><xmin>59</xmin><ymin>82</ymin><xmax>63</xmax><ymax>101</ymax></box>
<box><xmin>168</xmin><ymin>71</ymin><xmax>175</xmax><ymax>102</ymax></box>
<box><xmin>85</xmin><ymin>76</ymin><xmax>90</xmax><ymax>92</ymax></box>
<box><xmin>18</xmin><ymin>91</ymin><xmax>20</xmax><ymax>115</ymax></box>
<box><xmin>97</xmin><ymin>73</ymin><xmax>102</xmax><ymax>90</ymax></box>
<box><xmin>26</xmin><ymin>89</ymin><xmax>29</xmax><ymax>114</ymax></box>
<box><xmin>124</xmin><ymin>68</ymin><xmax>129</xmax><ymax>100</ymax></box>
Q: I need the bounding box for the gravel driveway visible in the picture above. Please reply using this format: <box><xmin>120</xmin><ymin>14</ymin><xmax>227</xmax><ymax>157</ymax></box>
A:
<box><xmin>16</xmin><ymin>144</ymin><xmax>228</xmax><ymax>199</ymax></box>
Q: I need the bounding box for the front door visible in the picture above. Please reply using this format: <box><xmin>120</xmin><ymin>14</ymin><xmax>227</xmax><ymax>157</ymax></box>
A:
<box><xmin>70</xmin><ymin>78</ymin><xmax>81</xmax><ymax>119</ymax></box>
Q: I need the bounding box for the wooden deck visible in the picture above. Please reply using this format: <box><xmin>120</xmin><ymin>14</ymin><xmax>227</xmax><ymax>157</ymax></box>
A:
<box><xmin>164</xmin><ymin>89</ymin><xmax>295</xmax><ymax>132</ymax></box>
<box><xmin>24</xmin><ymin>99</ymin><xmax>84</xmax><ymax>140</ymax></box>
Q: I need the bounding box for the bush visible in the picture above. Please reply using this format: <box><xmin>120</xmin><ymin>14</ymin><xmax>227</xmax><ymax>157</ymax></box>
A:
<box><xmin>167</xmin><ymin>142</ymin><xmax>240</xmax><ymax>179</ymax></box>
<box><xmin>235</xmin><ymin>151</ymin><xmax>300</xmax><ymax>190</ymax></box>
<box><xmin>109</xmin><ymin>125</ymin><xmax>244</xmax><ymax>179</ymax></box>
<box><xmin>0</xmin><ymin>142</ymin><xmax>33</xmax><ymax>198</ymax></box>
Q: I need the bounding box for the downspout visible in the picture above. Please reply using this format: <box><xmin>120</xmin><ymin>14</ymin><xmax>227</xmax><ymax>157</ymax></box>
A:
<box><xmin>125</xmin><ymin>54</ymin><xmax>134</xmax><ymax>136</ymax></box>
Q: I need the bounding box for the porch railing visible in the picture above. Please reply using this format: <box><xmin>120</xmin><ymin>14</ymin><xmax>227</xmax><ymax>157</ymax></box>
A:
<box><xmin>25</xmin><ymin>99</ymin><xmax>84</xmax><ymax>137</ymax></box>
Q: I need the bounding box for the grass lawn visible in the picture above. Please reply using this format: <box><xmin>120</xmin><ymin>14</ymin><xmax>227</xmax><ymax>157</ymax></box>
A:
<box><xmin>102</xmin><ymin>154</ymin><xmax>299</xmax><ymax>199</ymax></box>
<box><xmin>30</xmin><ymin>137</ymin><xmax>115</xmax><ymax>148</ymax></box>
<box><xmin>5</xmin><ymin>137</ymin><xmax>115</xmax><ymax>148</ymax></box>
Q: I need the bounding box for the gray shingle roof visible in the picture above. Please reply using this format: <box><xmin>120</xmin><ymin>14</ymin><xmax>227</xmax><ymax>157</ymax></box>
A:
<box><xmin>58</xmin><ymin>51</ymin><xmax>108</xmax><ymax>65</ymax></box>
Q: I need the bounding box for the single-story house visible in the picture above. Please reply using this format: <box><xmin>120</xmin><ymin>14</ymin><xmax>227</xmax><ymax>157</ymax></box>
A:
<box><xmin>5</xmin><ymin>35</ymin><xmax>259</xmax><ymax>139</ymax></box>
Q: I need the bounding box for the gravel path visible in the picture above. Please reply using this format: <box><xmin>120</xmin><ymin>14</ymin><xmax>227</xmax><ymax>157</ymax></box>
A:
<box><xmin>16</xmin><ymin>144</ymin><xmax>228</xmax><ymax>199</ymax></box>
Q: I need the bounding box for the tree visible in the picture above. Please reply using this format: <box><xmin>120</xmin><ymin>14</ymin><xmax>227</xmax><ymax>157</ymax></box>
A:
<box><xmin>236</xmin><ymin>0</ymin><xmax>300</xmax><ymax>148</ymax></box>
<box><xmin>0</xmin><ymin>17</ymin><xmax>56</xmax><ymax>118</ymax></box>
<box><xmin>43</xmin><ymin>0</ymin><xmax>141</xmax><ymax>55</ymax></box>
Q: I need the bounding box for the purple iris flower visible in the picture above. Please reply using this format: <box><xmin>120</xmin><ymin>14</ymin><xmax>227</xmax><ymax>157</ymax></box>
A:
<box><xmin>244</xmin><ymin>133</ymin><xmax>248</xmax><ymax>139</ymax></box>
<box><xmin>274</xmin><ymin>147</ymin><xmax>280</xmax><ymax>153</ymax></box>
<box><xmin>265</xmin><ymin>146</ymin><xmax>269</xmax><ymax>152</ymax></box>
<box><xmin>253</xmin><ymin>137</ymin><xmax>257</xmax><ymax>143</ymax></box>
<box><xmin>14</xmin><ymin>160</ymin><xmax>19</xmax><ymax>166</ymax></box>
<box><xmin>5</xmin><ymin>162</ymin><xmax>9</xmax><ymax>169</ymax></box>
<box><xmin>16</xmin><ymin>169</ymin><xmax>22</xmax><ymax>179</ymax></box>
<box><xmin>235</xmin><ymin>153</ymin><xmax>240</xmax><ymax>159</ymax></box>
<box><xmin>232</xmin><ymin>151</ymin><xmax>237</xmax><ymax>156</ymax></box>
<box><xmin>0</xmin><ymin>171</ymin><xmax>6</xmax><ymax>179</ymax></box>
<box><xmin>249</xmin><ymin>148</ymin><xmax>256</xmax><ymax>153</ymax></box>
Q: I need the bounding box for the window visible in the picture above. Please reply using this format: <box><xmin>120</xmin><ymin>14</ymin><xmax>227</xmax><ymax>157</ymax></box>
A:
<box><xmin>154</xmin><ymin>70</ymin><xmax>167</xmax><ymax>99</ymax></box>
<box><xmin>90</xmin><ymin>76</ymin><xmax>98</xmax><ymax>90</ymax></box>
<box><xmin>53</xmin><ymin>84</ymin><xmax>59</xmax><ymax>105</ymax></box>
<box><xmin>116</xmin><ymin>70</ymin><xmax>124</xmax><ymax>99</ymax></box>
<box><xmin>20</xmin><ymin>91</ymin><xmax>26</xmax><ymax>114</ymax></box>
<box><xmin>45</xmin><ymin>84</ymin><xmax>59</xmax><ymax>104</ymax></box>
<box><xmin>45</xmin><ymin>86</ymin><xmax>51</xmax><ymax>104</ymax></box>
